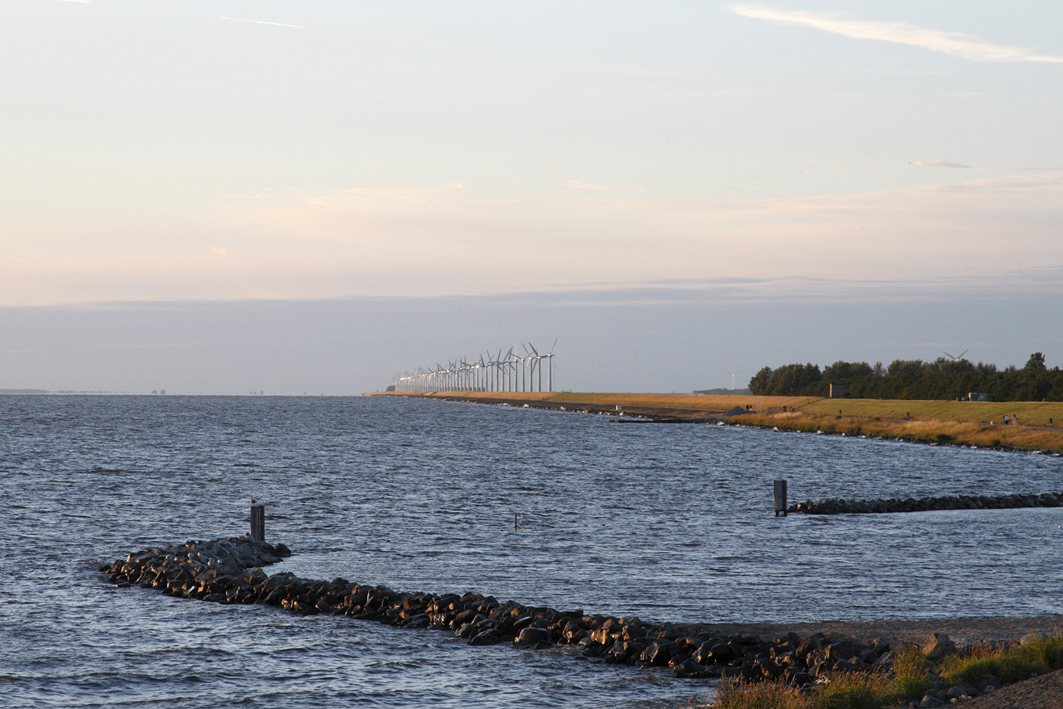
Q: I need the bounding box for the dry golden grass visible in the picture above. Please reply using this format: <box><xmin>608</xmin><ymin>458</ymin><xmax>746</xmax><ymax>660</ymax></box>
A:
<box><xmin>803</xmin><ymin>398</ymin><xmax>1063</xmax><ymax>428</ymax></box>
<box><xmin>367</xmin><ymin>391</ymin><xmax>1063</xmax><ymax>449</ymax></box>
<box><xmin>734</xmin><ymin>410</ymin><xmax>1063</xmax><ymax>450</ymax></box>
<box><xmin>712</xmin><ymin>680</ymin><xmax>811</xmax><ymax>709</ymax></box>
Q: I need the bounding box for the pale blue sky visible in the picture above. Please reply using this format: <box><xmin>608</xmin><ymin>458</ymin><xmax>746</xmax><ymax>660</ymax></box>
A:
<box><xmin>1</xmin><ymin>2</ymin><xmax>1061</xmax><ymax>391</ymax></box>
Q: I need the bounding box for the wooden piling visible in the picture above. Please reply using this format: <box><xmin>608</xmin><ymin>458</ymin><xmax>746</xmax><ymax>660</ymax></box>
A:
<box><xmin>250</xmin><ymin>499</ymin><xmax>265</xmax><ymax>542</ymax></box>
<box><xmin>774</xmin><ymin>480</ymin><xmax>788</xmax><ymax>517</ymax></box>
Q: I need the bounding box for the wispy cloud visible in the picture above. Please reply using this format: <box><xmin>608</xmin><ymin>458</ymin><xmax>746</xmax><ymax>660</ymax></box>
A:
<box><xmin>220</xmin><ymin>17</ymin><xmax>303</xmax><ymax>30</ymax></box>
<box><xmin>729</xmin><ymin>5</ymin><xmax>1063</xmax><ymax>64</ymax></box>
<box><xmin>999</xmin><ymin>166</ymin><xmax>1063</xmax><ymax>173</ymax></box>
<box><xmin>5</xmin><ymin>174</ymin><xmax>1061</xmax><ymax>306</ymax></box>
<box><xmin>914</xmin><ymin>161</ymin><xmax>970</xmax><ymax>169</ymax></box>
<box><xmin>564</xmin><ymin>180</ymin><xmax>610</xmax><ymax>192</ymax></box>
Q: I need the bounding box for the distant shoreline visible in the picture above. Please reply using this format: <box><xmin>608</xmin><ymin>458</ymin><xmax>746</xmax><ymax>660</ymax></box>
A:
<box><xmin>366</xmin><ymin>391</ymin><xmax>1063</xmax><ymax>452</ymax></box>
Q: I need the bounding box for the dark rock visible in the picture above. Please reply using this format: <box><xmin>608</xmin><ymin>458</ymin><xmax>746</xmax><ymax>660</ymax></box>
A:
<box><xmin>289</xmin><ymin>599</ymin><xmax>318</xmax><ymax>615</ymax></box>
<box><xmin>514</xmin><ymin>627</ymin><xmax>551</xmax><ymax>646</ymax></box>
<box><xmin>578</xmin><ymin>640</ymin><xmax>606</xmax><ymax>657</ymax></box>
<box><xmin>641</xmin><ymin>640</ymin><xmax>679</xmax><ymax>666</ymax></box>
<box><xmin>455</xmin><ymin>622</ymin><xmax>481</xmax><ymax>639</ymax></box>
<box><xmin>468</xmin><ymin>630</ymin><xmax>502</xmax><ymax>646</ymax></box>
<box><xmin>707</xmin><ymin>642</ymin><xmax>736</xmax><ymax>663</ymax></box>
<box><xmin>563</xmin><ymin>628</ymin><xmax>588</xmax><ymax>644</ymax></box>
<box><xmin>402</xmin><ymin>613</ymin><xmax>430</xmax><ymax>628</ymax></box>
<box><xmin>755</xmin><ymin>658</ymin><xmax>780</xmax><ymax>679</ymax></box>
<box><xmin>795</xmin><ymin>634</ymin><xmax>824</xmax><ymax>658</ymax></box>
<box><xmin>673</xmin><ymin>659</ymin><xmax>710</xmax><ymax>678</ymax></box>
<box><xmin>453</xmin><ymin>608</ymin><xmax>479</xmax><ymax>626</ymax></box>
<box><xmin>826</xmin><ymin>639</ymin><xmax>858</xmax><ymax>662</ymax></box>
<box><xmin>604</xmin><ymin>640</ymin><xmax>641</xmax><ymax>663</ymax></box>
<box><xmin>924</xmin><ymin>633</ymin><xmax>957</xmax><ymax>661</ymax></box>
<box><xmin>511</xmin><ymin>615</ymin><xmax>535</xmax><ymax>631</ymax></box>
<box><xmin>693</xmin><ymin>641</ymin><xmax>714</xmax><ymax>665</ymax></box>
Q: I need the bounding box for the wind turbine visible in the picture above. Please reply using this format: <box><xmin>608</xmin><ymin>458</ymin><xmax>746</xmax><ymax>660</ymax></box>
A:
<box><xmin>518</xmin><ymin>346</ymin><xmax>527</xmax><ymax>392</ymax></box>
<box><xmin>943</xmin><ymin>349</ymin><xmax>969</xmax><ymax>362</ymax></box>
<box><xmin>502</xmin><ymin>346</ymin><xmax>514</xmax><ymax>391</ymax></box>
<box><xmin>546</xmin><ymin>338</ymin><xmax>557</xmax><ymax>392</ymax></box>
<box><xmin>515</xmin><ymin>344</ymin><xmax>526</xmax><ymax>392</ymax></box>
<box><xmin>486</xmin><ymin>350</ymin><xmax>502</xmax><ymax>391</ymax></box>
<box><xmin>525</xmin><ymin>343</ymin><xmax>541</xmax><ymax>391</ymax></box>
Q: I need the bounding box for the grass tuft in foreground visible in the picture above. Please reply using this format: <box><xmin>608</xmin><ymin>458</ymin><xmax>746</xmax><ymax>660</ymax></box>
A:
<box><xmin>713</xmin><ymin>679</ymin><xmax>809</xmax><ymax>709</ymax></box>
<box><xmin>942</xmin><ymin>632</ymin><xmax>1063</xmax><ymax>686</ymax></box>
<box><xmin>711</xmin><ymin>632</ymin><xmax>1063</xmax><ymax>709</ymax></box>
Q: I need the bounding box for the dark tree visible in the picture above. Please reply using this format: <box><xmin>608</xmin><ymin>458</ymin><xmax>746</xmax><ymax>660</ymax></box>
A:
<box><xmin>749</xmin><ymin>367</ymin><xmax>773</xmax><ymax>395</ymax></box>
<box><xmin>747</xmin><ymin>353</ymin><xmax>1063</xmax><ymax>401</ymax></box>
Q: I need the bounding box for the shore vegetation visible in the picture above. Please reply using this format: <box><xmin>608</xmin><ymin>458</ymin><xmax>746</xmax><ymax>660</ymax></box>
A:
<box><xmin>372</xmin><ymin>389</ymin><xmax>1063</xmax><ymax>450</ymax></box>
<box><xmin>711</xmin><ymin>633</ymin><xmax>1063</xmax><ymax>709</ymax></box>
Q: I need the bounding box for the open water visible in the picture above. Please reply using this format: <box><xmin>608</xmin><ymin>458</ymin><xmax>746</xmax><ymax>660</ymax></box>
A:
<box><xmin>2</xmin><ymin>395</ymin><xmax>1062</xmax><ymax>708</ymax></box>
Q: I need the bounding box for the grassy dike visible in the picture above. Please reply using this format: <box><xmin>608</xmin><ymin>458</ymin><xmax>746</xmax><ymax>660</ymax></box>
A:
<box><xmin>366</xmin><ymin>391</ymin><xmax>1063</xmax><ymax>451</ymax></box>
<box><xmin>731</xmin><ymin>398</ymin><xmax>1063</xmax><ymax>452</ymax></box>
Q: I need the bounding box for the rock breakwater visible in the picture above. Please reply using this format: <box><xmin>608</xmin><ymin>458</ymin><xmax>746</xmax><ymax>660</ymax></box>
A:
<box><xmin>104</xmin><ymin>535</ymin><xmax>896</xmax><ymax>685</ymax></box>
<box><xmin>788</xmin><ymin>491</ymin><xmax>1063</xmax><ymax>515</ymax></box>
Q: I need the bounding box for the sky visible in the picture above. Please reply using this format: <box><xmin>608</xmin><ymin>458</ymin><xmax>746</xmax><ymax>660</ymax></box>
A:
<box><xmin>2</xmin><ymin>1</ymin><xmax>1061</xmax><ymax>394</ymax></box>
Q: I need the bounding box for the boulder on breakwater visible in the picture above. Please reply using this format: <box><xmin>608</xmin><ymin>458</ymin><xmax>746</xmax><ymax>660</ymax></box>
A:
<box><xmin>788</xmin><ymin>491</ymin><xmax>1063</xmax><ymax>515</ymax></box>
<box><xmin>102</xmin><ymin>535</ymin><xmax>907</xmax><ymax>686</ymax></box>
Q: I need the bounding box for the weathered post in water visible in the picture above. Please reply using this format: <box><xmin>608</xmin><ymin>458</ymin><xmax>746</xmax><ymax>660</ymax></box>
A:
<box><xmin>774</xmin><ymin>480</ymin><xmax>788</xmax><ymax>517</ymax></box>
<box><xmin>250</xmin><ymin>499</ymin><xmax>265</xmax><ymax>542</ymax></box>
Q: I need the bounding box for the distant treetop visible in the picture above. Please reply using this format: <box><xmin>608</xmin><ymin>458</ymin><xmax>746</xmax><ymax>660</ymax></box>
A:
<box><xmin>748</xmin><ymin>353</ymin><xmax>1060</xmax><ymax>401</ymax></box>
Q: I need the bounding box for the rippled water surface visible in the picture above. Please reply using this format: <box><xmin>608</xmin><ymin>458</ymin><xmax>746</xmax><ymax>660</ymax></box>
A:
<box><xmin>2</xmin><ymin>395</ymin><xmax>1062</xmax><ymax>708</ymax></box>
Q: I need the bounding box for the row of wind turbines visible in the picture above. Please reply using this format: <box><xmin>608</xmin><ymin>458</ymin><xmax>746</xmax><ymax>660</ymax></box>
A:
<box><xmin>394</xmin><ymin>340</ymin><xmax>557</xmax><ymax>393</ymax></box>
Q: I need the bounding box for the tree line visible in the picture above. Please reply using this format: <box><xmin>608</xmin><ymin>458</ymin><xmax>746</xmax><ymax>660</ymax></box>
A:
<box><xmin>748</xmin><ymin>353</ymin><xmax>1063</xmax><ymax>401</ymax></box>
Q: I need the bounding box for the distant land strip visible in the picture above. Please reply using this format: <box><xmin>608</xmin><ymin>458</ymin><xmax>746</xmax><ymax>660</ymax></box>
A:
<box><xmin>366</xmin><ymin>391</ymin><xmax>1063</xmax><ymax>452</ymax></box>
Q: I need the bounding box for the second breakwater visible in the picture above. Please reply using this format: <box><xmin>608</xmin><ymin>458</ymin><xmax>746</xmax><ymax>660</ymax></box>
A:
<box><xmin>789</xmin><ymin>491</ymin><xmax>1063</xmax><ymax>515</ymax></box>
